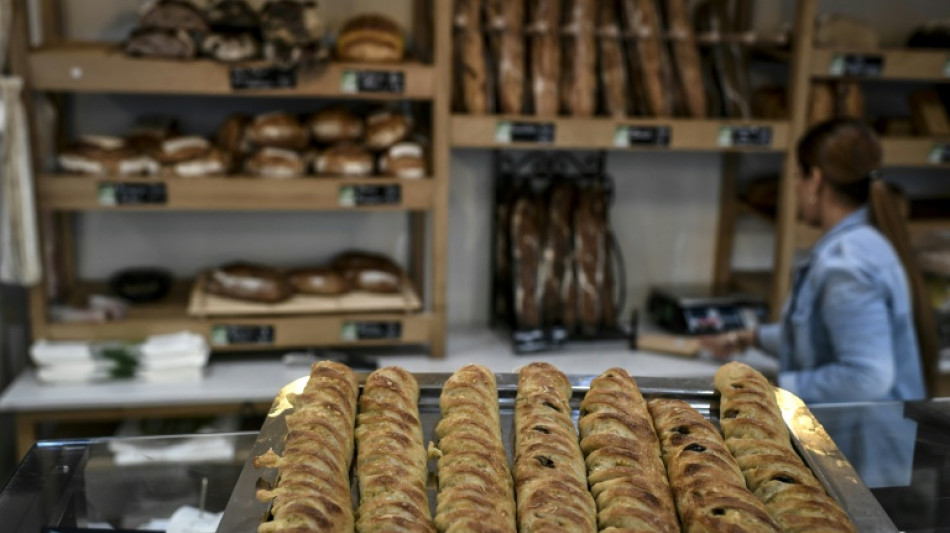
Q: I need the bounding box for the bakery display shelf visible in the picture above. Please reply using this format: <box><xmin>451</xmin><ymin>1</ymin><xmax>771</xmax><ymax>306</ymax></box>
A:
<box><xmin>811</xmin><ymin>47</ymin><xmax>950</xmax><ymax>82</ymax></box>
<box><xmin>880</xmin><ymin>137</ymin><xmax>950</xmax><ymax>168</ymax></box>
<box><xmin>731</xmin><ymin>270</ymin><xmax>773</xmax><ymax>302</ymax></box>
<box><xmin>450</xmin><ymin>115</ymin><xmax>790</xmax><ymax>151</ymax></box>
<box><xmin>220</xmin><ymin>373</ymin><xmax>895</xmax><ymax>532</ymax></box>
<box><xmin>29</xmin><ymin>42</ymin><xmax>436</xmax><ymax>99</ymax></box>
<box><xmin>36</xmin><ymin>174</ymin><xmax>434</xmax><ymax>211</ymax></box>
<box><xmin>909</xmin><ymin>219</ymin><xmax>950</xmax><ymax>239</ymax></box>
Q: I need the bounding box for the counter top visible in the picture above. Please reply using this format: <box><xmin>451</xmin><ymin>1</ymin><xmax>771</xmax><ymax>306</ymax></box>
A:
<box><xmin>0</xmin><ymin>328</ymin><xmax>779</xmax><ymax>412</ymax></box>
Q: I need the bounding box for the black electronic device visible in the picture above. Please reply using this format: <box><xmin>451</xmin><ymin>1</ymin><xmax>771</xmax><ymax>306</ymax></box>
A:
<box><xmin>647</xmin><ymin>284</ymin><xmax>768</xmax><ymax>335</ymax></box>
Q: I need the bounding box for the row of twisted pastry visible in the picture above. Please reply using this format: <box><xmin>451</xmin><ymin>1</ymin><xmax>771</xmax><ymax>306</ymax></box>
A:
<box><xmin>715</xmin><ymin>362</ymin><xmax>856</xmax><ymax>533</ymax></box>
<box><xmin>255</xmin><ymin>361</ymin><xmax>360</xmax><ymax>533</ymax></box>
<box><xmin>650</xmin><ymin>398</ymin><xmax>781</xmax><ymax>532</ymax></box>
<box><xmin>432</xmin><ymin>364</ymin><xmax>517</xmax><ymax>533</ymax></box>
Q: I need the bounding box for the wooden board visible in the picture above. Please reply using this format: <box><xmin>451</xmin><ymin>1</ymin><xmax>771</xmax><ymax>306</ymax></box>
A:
<box><xmin>187</xmin><ymin>275</ymin><xmax>422</xmax><ymax>317</ymax></box>
<box><xmin>882</xmin><ymin>137</ymin><xmax>950</xmax><ymax>167</ymax></box>
<box><xmin>811</xmin><ymin>47</ymin><xmax>950</xmax><ymax>82</ymax></box>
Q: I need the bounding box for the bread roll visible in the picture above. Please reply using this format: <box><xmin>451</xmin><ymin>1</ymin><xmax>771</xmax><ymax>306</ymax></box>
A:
<box><xmin>580</xmin><ymin>368</ymin><xmax>678</xmax><ymax>532</ymax></box>
<box><xmin>332</xmin><ymin>251</ymin><xmax>404</xmax><ymax>294</ymax></box>
<box><xmin>288</xmin><ymin>267</ymin><xmax>350</xmax><ymax>296</ymax></box>
<box><xmin>154</xmin><ymin>135</ymin><xmax>212</xmax><ymax>165</ymax></box>
<box><xmin>308</xmin><ymin>108</ymin><xmax>364</xmax><ymax>144</ymax></box>
<box><xmin>514</xmin><ymin>363</ymin><xmax>597</xmax><ymax>533</ymax></box>
<box><xmin>355</xmin><ymin>367</ymin><xmax>434</xmax><ymax>532</ymax></box>
<box><xmin>714</xmin><ymin>362</ymin><xmax>857</xmax><ymax>532</ymax></box>
<box><xmin>245</xmin><ymin>147</ymin><xmax>306</xmax><ymax>178</ymax></box>
<box><xmin>246</xmin><ymin>112</ymin><xmax>309</xmax><ymax>151</ymax></box>
<box><xmin>649</xmin><ymin>398</ymin><xmax>781</xmax><ymax>532</ymax></box>
<box><xmin>667</xmin><ymin>0</ymin><xmax>707</xmax><ymax>117</ymax></box>
<box><xmin>433</xmin><ymin>364</ymin><xmax>517</xmax><ymax>533</ymax></box>
<box><xmin>597</xmin><ymin>0</ymin><xmax>628</xmax><ymax>117</ymax></box>
<box><xmin>140</xmin><ymin>0</ymin><xmax>208</xmax><ymax>32</ymax></box>
<box><xmin>529</xmin><ymin>0</ymin><xmax>560</xmax><ymax>116</ymax></box>
<box><xmin>315</xmin><ymin>143</ymin><xmax>374</xmax><ymax>176</ymax></box>
<box><xmin>201</xmin><ymin>31</ymin><xmax>260</xmax><ymax>62</ymax></box>
<box><xmin>336</xmin><ymin>13</ymin><xmax>405</xmax><ymax>62</ymax></box>
<box><xmin>58</xmin><ymin>136</ymin><xmax>159</xmax><ymax>176</ymax></box>
<box><xmin>379</xmin><ymin>142</ymin><xmax>426</xmax><ymax>179</ymax></box>
<box><xmin>487</xmin><ymin>0</ymin><xmax>525</xmax><ymax>114</ymax></box>
<box><xmin>365</xmin><ymin>110</ymin><xmax>412</xmax><ymax>150</ymax></box>
<box><xmin>205</xmin><ymin>262</ymin><xmax>294</xmax><ymax>303</ymax></box>
<box><xmin>254</xmin><ymin>361</ymin><xmax>359</xmax><ymax>533</ymax></box>
<box><xmin>171</xmin><ymin>147</ymin><xmax>228</xmax><ymax>177</ymax></box>
<box><xmin>561</xmin><ymin>0</ymin><xmax>596</xmax><ymax>117</ymax></box>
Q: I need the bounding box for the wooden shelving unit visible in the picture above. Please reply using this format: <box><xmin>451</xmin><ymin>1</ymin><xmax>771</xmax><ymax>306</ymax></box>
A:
<box><xmin>12</xmin><ymin>0</ymin><xmax>451</xmax><ymax>356</ymax></box>
<box><xmin>810</xmin><ymin>47</ymin><xmax>950</xmax><ymax>82</ymax></box>
<box><xmin>881</xmin><ymin>137</ymin><xmax>950</xmax><ymax>168</ymax></box>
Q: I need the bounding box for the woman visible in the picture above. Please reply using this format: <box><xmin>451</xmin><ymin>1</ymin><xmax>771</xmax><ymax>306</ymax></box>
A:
<box><xmin>703</xmin><ymin>118</ymin><xmax>937</xmax><ymax>403</ymax></box>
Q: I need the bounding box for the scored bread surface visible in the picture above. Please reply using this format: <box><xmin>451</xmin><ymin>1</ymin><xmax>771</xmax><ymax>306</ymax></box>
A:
<box><xmin>649</xmin><ymin>398</ymin><xmax>780</xmax><ymax>533</ymax></box>
<box><xmin>433</xmin><ymin>364</ymin><xmax>517</xmax><ymax>533</ymax></box>
<box><xmin>714</xmin><ymin>362</ymin><xmax>857</xmax><ymax>533</ymax></box>
<box><xmin>355</xmin><ymin>367</ymin><xmax>435</xmax><ymax>532</ymax></box>
<box><xmin>514</xmin><ymin>362</ymin><xmax>597</xmax><ymax>533</ymax></box>
<box><xmin>579</xmin><ymin>368</ymin><xmax>678</xmax><ymax>533</ymax></box>
<box><xmin>254</xmin><ymin>360</ymin><xmax>359</xmax><ymax>533</ymax></box>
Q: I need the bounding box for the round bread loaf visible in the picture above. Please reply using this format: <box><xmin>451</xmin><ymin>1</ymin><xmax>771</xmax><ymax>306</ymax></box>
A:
<box><xmin>244</xmin><ymin>147</ymin><xmax>306</xmax><ymax>178</ymax></box>
<box><xmin>308</xmin><ymin>108</ymin><xmax>364</xmax><ymax>144</ymax></box>
<box><xmin>379</xmin><ymin>141</ymin><xmax>426</xmax><ymax>179</ymax></box>
<box><xmin>171</xmin><ymin>147</ymin><xmax>227</xmax><ymax>177</ymax></box>
<box><xmin>315</xmin><ymin>143</ymin><xmax>374</xmax><ymax>176</ymax></box>
<box><xmin>365</xmin><ymin>110</ymin><xmax>411</xmax><ymax>150</ymax></box>
<box><xmin>288</xmin><ymin>267</ymin><xmax>351</xmax><ymax>296</ymax></box>
<box><xmin>246</xmin><ymin>112</ymin><xmax>310</xmax><ymax>150</ymax></box>
<box><xmin>336</xmin><ymin>13</ymin><xmax>405</xmax><ymax>62</ymax></box>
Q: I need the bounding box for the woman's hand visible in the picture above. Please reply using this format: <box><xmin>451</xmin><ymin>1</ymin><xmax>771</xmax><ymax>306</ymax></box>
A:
<box><xmin>699</xmin><ymin>329</ymin><xmax>755</xmax><ymax>360</ymax></box>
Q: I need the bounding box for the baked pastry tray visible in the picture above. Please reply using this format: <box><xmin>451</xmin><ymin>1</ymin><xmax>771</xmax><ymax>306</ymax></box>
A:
<box><xmin>217</xmin><ymin>373</ymin><xmax>897</xmax><ymax>533</ymax></box>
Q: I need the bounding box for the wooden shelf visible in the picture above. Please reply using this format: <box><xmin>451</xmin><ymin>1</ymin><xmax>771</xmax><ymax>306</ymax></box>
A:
<box><xmin>450</xmin><ymin>115</ymin><xmax>789</xmax><ymax>151</ymax></box>
<box><xmin>811</xmin><ymin>47</ymin><xmax>950</xmax><ymax>81</ymax></box>
<box><xmin>731</xmin><ymin>270</ymin><xmax>773</xmax><ymax>301</ymax></box>
<box><xmin>881</xmin><ymin>137</ymin><xmax>950</xmax><ymax>168</ymax></box>
<box><xmin>37</xmin><ymin>175</ymin><xmax>435</xmax><ymax>211</ymax></box>
<box><xmin>29</xmin><ymin>42</ymin><xmax>436</xmax><ymax>99</ymax></box>
<box><xmin>45</xmin><ymin>281</ymin><xmax>432</xmax><ymax>350</ymax></box>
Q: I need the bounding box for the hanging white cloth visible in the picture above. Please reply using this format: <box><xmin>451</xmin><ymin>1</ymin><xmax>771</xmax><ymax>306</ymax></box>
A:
<box><xmin>0</xmin><ymin>75</ymin><xmax>42</xmax><ymax>285</ymax></box>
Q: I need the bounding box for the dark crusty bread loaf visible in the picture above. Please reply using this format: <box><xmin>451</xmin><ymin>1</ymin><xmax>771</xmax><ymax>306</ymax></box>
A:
<box><xmin>288</xmin><ymin>267</ymin><xmax>350</xmax><ymax>296</ymax></box>
<box><xmin>529</xmin><ymin>0</ymin><xmax>561</xmax><ymax>116</ymax></box>
<box><xmin>561</xmin><ymin>0</ymin><xmax>597</xmax><ymax>117</ymax></box>
<box><xmin>454</xmin><ymin>0</ymin><xmax>489</xmax><ymax>113</ymax></box>
<box><xmin>667</xmin><ymin>0</ymin><xmax>707</xmax><ymax>117</ymax></box>
<box><xmin>487</xmin><ymin>0</ymin><xmax>525</xmax><ymax>114</ymax></box>
<box><xmin>597</xmin><ymin>0</ymin><xmax>629</xmax><ymax>118</ymax></box>
<box><xmin>205</xmin><ymin>262</ymin><xmax>294</xmax><ymax>303</ymax></box>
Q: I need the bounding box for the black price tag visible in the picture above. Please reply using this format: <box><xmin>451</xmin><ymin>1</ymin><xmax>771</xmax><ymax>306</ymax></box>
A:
<box><xmin>98</xmin><ymin>182</ymin><xmax>167</xmax><ymax>206</ymax></box>
<box><xmin>828</xmin><ymin>54</ymin><xmax>884</xmax><ymax>77</ymax></box>
<box><xmin>341</xmin><ymin>70</ymin><xmax>406</xmax><ymax>94</ymax></box>
<box><xmin>718</xmin><ymin>125</ymin><xmax>772</xmax><ymax>148</ymax></box>
<box><xmin>338</xmin><ymin>185</ymin><xmax>402</xmax><ymax>207</ymax></box>
<box><xmin>929</xmin><ymin>144</ymin><xmax>950</xmax><ymax>164</ymax></box>
<box><xmin>614</xmin><ymin>125</ymin><xmax>671</xmax><ymax>147</ymax></box>
<box><xmin>211</xmin><ymin>325</ymin><xmax>274</xmax><ymax>346</ymax></box>
<box><xmin>496</xmin><ymin>121</ymin><xmax>556</xmax><ymax>144</ymax></box>
<box><xmin>341</xmin><ymin>321</ymin><xmax>402</xmax><ymax>341</ymax></box>
<box><xmin>512</xmin><ymin>327</ymin><xmax>568</xmax><ymax>353</ymax></box>
<box><xmin>230</xmin><ymin>66</ymin><xmax>297</xmax><ymax>90</ymax></box>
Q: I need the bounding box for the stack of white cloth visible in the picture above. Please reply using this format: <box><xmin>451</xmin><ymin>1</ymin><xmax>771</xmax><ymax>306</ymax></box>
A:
<box><xmin>30</xmin><ymin>331</ymin><xmax>210</xmax><ymax>384</ymax></box>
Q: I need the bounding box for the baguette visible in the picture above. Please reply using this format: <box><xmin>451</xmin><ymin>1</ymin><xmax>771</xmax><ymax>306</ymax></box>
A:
<box><xmin>514</xmin><ymin>363</ymin><xmax>597</xmax><ymax>533</ymax></box>
<box><xmin>355</xmin><ymin>367</ymin><xmax>434</xmax><ymax>532</ymax></box>
<box><xmin>714</xmin><ymin>362</ymin><xmax>857</xmax><ymax>532</ymax></box>
<box><xmin>488</xmin><ymin>0</ymin><xmax>525</xmax><ymax>114</ymax></box>
<box><xmin>667</xmin><ymin>0</ymin><xmax>707</xmax><ymax>117</ymax></box>
<box><xmin>561</xmin><ymin>0</ymin><xmax>597</xmax><ymax>117</ymax></box>
<box><xmin>529</xmin><ymin>0</ymin><xmax>561</xmax><ymax>116</ymax></box>
<box><xmin>622</xmin><ymin>0</ymin><xmax>672</xmax><ymax>117</ymax></box>
<box><xmin>433</xmin><ymin>365</ymin><xmax>517</xmax><ymax>533</ymax></box>
<box><xmin>597</xmin><ymin>0</ymin><xmax>629</xmax><ymax>117</ymax></box>
<box><xmin>649</xmin><ymin>398</ymin><xmax>780</xmax><ymax>532</ymax></box>
<box><xmin>455</xmin><ymin>0</ymin><xmax>489</xmax><ymax>113</ymax></box>
<box><xmin>255</xmin><ymin>361</ymin><xmax>359</xmax><ymax>533</ymax></box>
<box><xmin>579</xmin><ymin>368</ymin><xmax>678</xmax><ymax>532</ymax></box>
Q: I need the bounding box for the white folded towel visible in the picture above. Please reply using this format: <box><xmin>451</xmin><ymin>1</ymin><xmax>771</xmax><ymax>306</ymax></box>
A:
<box><xmin>138</xmin><ymin>366</ymin><xmax>206</xmax><ymax>384</ymax></box>
<box><xmin>140</xmin><ymin>331</ymin><xmax>209</xmax><ymax>366</ymax></box>
<box><xmin>30</xmin><ymin>340</ymin><xmax>94</xmax><ymax>366</ymax></box>
<box><xmin>36</xmin><ymin>361</ymin><xmax>114</xmax><ymax>384</ymax></box>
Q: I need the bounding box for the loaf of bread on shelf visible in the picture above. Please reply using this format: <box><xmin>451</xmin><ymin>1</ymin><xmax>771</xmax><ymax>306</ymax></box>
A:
<box><xmin>128</xmin><ymin>115</ymin><xmax>179</xmax><ymax>154</ymax></box>
<box><xmin>540</xmin><ymin>182</ymin><xmax>576</xmax><ymax>329</ymax></box>
<box><xmin>58</xmin><ymin>136</ymin><xmax>159</xmax><ymax>176</ymax></box>
<box><xmin>205</xmin><ymin>262</ymin><xmax>294</xmax><ymax>303</ymax></box>
<box><xmin>216</xmin><ymin>114</ymin><xmax>251</xmax><ymax>171</ymax></box>
<box><xmin>510</xmin><ymin>192</ymin><xmax>542</xmax><ymax>329</ymax></box>
<box><xmin>514</xmin><ymin>362</ymin><xmax>597</xmax><ymax>533</ymax></box>
<box><xmin>170</xmin><ymin>147</ymin><xmax>228</xmax><ymax>177</ymax></box>
<box><xmin>714</xmin><ymin>362</ymin><xmax>857</xmax><ymax>532</ymax></box>
<box><xmin>454</xmin><ymin>0</ymin><xmax>489</xmax><ymax>114</ymax></box>
<box><xmin>487</xmin><ymin>0</ymin><xmax>525</xmax><ymax>114</ymax></box>
<box><xmin>331</xmin><ymin>251</ymin><xmax>404</xmax><ymax>294</ymax></box>
<box><xmin>314</xmin><ymin>143</ymin><xmax>374</xmax><ymax>176</ymax></box>
<box><xmin>244</xmin><ymin>147</ymin><xmax>306</xmax><ymax>178</ymax></box>
<box><xmin>364</xmin><ymin>110</ymin><xmax>412</xmax><ymax>150</ymax></box>
<box><xmin>153</xmin><ymin>135</ymin><xmax>212</xmax><ymax>164</ymax></box>
<box><xmin>528</xmin><ymin>0</ymin><xmax>560</xmax><ymax>116</ymax></box>
<box><xmin>432</xmin><ymin>364</ymin><xmax>516</xmax><ymax>533</ymax></box>
<box><xmin>124</xmin><ymin>27</ymin><xmax>197</xmax><ymax>59</ymax></box>
<box><xmin>379</xmin><ymin>141</ymin><xmax>426</xmax><ymax>179</ymax></box>
<box><xmin>808</xmin><ymin>82</ymin><xmax>835</xmax><ymax>126</ymax></box>
<box><xmin>260</xmin><ymin>0</ymin><xmax>324</xmax><ymax>67</ymax></box>
<box><xmin>560</xmin><ymin>0</ymin><xmax>597</xmax><ymax>117</ymax></box>
<box><xmin>596</xmin><ymin>0</ymin><xmax>628</xmax><ymax>117</ymax></box>
<box><xmin>308</xmin><ymin>108</ymin><xmax>364</xmax><ymax>144</ymax></box>
<box><xmin>579</xmin><ymin>368</ymin><xmax>679</xmax><ymax>532</ymax></box>
<box><xmin>648</xmin><ymin>398</ymin><xmax>781</xmax><ymax>532</ymax></box>
<box><xmin>336</xmin><ymin>13</ymin><xmax>405</xmax><ymax>62</ymax></box>
<box><xmin>667</xmin><ymin>0</ymin><xmax>707</xmax><ymax>118</ymax></box>
<box><xmin>621</xmin><ymin>0</ymin><xmax>672</xmax><ymax>117</ymax></box>
<box><xmin>254</xmin><ymin>361</ymin><xmax>358</xmax><ymax>533</ymax></box>
<box><xmin>355</xmin><ymin>367</ymin><xmax>434</xmax><ymax>532</ymax></box>
<box><xmin>201</xmin><ymin>31</ymin><xmax>260</xmax><ymax>62</ymax></box>
<box><xmin>288</xmin><ymin>267</ymin><xmax>350</xmax><ymax>296</ymax></box>
<box><xmin>140</xmin><ymin>0</ymin><xmax>209</xmax><ymax>33</ymax></box>
<box><xmin>246</xmin><ymin>112</ymin><xmax>310</xmax><ymax>151</ymax></box>
<box><xmin>574</xmin><ymin>185</ymin><xmax>608</xmax><ymax>334</ymax></box>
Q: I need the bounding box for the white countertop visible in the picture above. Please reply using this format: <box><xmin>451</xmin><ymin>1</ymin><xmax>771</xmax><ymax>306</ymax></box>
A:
<box><xmin>0</xmin><ymin>328</ymin><xmax>779</xmax><ymax>413</ymax></box>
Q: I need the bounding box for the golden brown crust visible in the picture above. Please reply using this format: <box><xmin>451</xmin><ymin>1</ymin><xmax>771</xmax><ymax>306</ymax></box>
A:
<box><xmin>355</xmin><ymin>367</ymin><xmax>434</xmax><ymax>532</ymax></box>
<box><xmin>714</xmin><ymin>362</ymin><xmax>857</xmax><ymax>533</ymax></box>
<box><xmin>288</xmin><ymin>267</ymin><xmax>350</xmax><ymax>296</ymax></box>
<box><xmin>255</xmin><ymin>361</ymin><xmax>358</xmax><ymax>533</ymax></box>
<box><xmin>246</xmin><ymin>112</ymin><xmax>310</xmax><ymax>151</ymax></box>
<box><xmin>529</xmin><ymin>0</ymin><xmax>560</xmax><ymax>116</ymax></box>
<box><xmin>649</xmin><ymin>398</ymin><xmax>780</xmax><ymax>533</ymax></box>
<box><xmin>206</xmin><ymin>262</ymin><xmax>294</xmax><ymax>303</ymax></box>
<box><xmin>666</xmin><ymin>0</ymin><xmax>706</xmax><ymax>117</ymax></box>
<box><xmin>597</xmin><ymin>1</ymin><xmax>628</xmax><ymax>118</ymax></box>
<box><xmin>514</xmin><ymin>363</ymin><xmax>596</xmax><ymax>533</ymax></box>
<box><xmin>560</xmin><ymin>0</ymin><xmax>596</xmax><ymax>117</ymax></box>
<box><xmin>336</xmin><ymin>14</ymin><xmax>405</xmax><ymax>62</ymax></box>
<box><xmin>487</xmin><ymin>0</ymin><xmax>524</xmax><ymax>114</ymax></box>
<box><xmin>434</xmin><ymin>364</ymin><xmax>516</xmax><ymax>533</ymax></box>
<box><xmin>579</xmin><ymin>368</ymin><xmax>678</xmax><ymax>533</ymax></box>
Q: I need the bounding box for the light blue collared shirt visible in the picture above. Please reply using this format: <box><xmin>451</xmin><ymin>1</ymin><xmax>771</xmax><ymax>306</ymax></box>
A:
<box><xmin>757</xmin><ymin>207</ymin><xmax>926</xmax><ymax>403</ymax></box>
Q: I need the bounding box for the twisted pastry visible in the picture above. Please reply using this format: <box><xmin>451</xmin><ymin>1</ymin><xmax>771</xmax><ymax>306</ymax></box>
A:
<box><xmin>649</xmin><ymin>398</ymin><xmax>780</xmax><ymax>533</ymax></box>
<box><xmin>579</xmin><ymin>368</ymin><xmax>678</xmax><ymax>532</ymax></box>
<box><xmin>432</xmin><ymin>364</ymin><xmax>516</xmax><ymax>533</ymax></box>
<box><xmin>715</xmin><ymin>362</ymin><xmax>856</xmax><ymax>532</ymax></box>
<box><xmin>255</xmin><ymin>361</ymin><xmax>359</xmax><ymax>533</ymax></box>
<box><xmin>514</xmin><ymin>363</ymin><xmax>596</xmax><ymax>533</ymax></box>
<box><xmin>355</xmin><ymin>367</ymin><xmax>435</xmax><ymax>532</ymax></box>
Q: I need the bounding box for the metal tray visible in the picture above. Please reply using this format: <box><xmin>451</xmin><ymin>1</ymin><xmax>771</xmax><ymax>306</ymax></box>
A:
<box><xmin>218</xmin><ymin>373</ymin><xmax>897</xmax><ymax>533</ymax></box>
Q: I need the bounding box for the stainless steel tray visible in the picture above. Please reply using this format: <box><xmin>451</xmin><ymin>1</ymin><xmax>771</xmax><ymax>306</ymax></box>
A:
<box><xmin>218</xmin><ymin>373</ymin><xmax>897</xmax><ymax>533</ymax></box>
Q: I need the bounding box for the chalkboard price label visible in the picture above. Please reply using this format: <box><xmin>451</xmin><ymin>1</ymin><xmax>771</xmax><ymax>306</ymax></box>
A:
<box><xmin>341</xmin><ymin>321</ymin><xmax>402</xmax><ymax>341</ymax></box>
<box><xmin>98</xmin><ymin>182</ymin><xmax>167</xmax><ymax>206</ymax></box>
<box><xmin>613</xmin><ymin>125</ymin><xmax>671</xmax><ymax>147</ymax></box>
<box><xmin>341</xmin><ymin>70</ymin><xmax>406</xmax><ymax>94</ymax></box>
<box><xmin>338</xmin><ymin>185</ymin><xmax>402</xmax><ymax>207</ymax></box>
<box><xmin>828</xmin><ymin>54</ymin><xmax>884</xmax><ymax>77</ymax></box>
<box><xmin>496</xmin><ymin>121</ymin><xmax>556</xmax><ymax>144</ymax></box>
<box><xmin>717</xmin><ymin>125</ymin><xmax>772</xmax><ymax>148</ymax></box>
<box><xmin>929</xmin><ymin>144</ymin><xmax>950</xmax><ymax>164</ymax></box>
<box><xmin>211</xmin><ymin>325</ymin><xmax>275</xmax><ymax>346</ymax></box>
<box><xmin>230</xmin><ymin>66</ymin><xmax>297</xmax><ymax>90</ymax></box>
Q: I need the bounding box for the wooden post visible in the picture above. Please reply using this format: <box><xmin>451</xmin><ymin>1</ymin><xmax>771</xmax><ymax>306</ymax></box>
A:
<box><xmin>429</xmin><ymin>0</ymin><xmax>452</xmax><ymax>358</ymax></box>
<box><xmin>712</xmin><ymin>153</ymin><xmax>740</xmax><ymax>287</ymax></box>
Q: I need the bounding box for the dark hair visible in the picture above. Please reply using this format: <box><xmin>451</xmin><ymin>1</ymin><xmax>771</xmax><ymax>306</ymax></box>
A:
<box><xmin>797</xmin><ymin>118</ymin><xmax>939</xmax><ymax>396</ymax></box>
